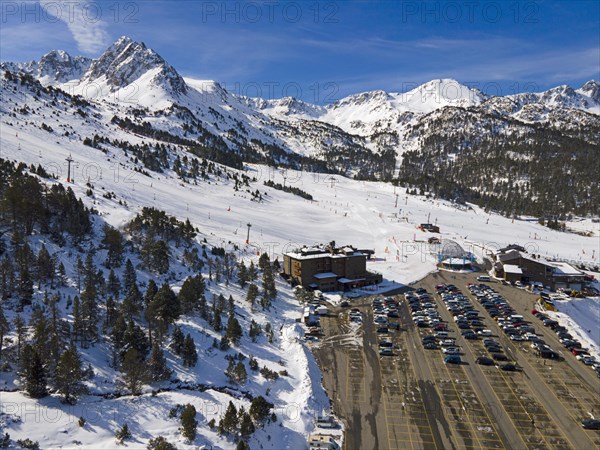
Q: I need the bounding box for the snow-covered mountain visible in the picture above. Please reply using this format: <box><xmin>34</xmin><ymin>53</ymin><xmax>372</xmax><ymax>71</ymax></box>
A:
<box><xmin>1</xmin><ymin>36</ymin><xmax>599</xmax><ymax>205</ymax></box>
<box><xmin>0</xmin><ymin>49</ymin><xmax>92</xmax><ymax>84</ymax></box>
<box><xmin>3</xmin><ymin>37</ymin><xmax>598</xmax><ymax>160</ymax></box>
<box><xmin>79</xmin><ymin>36</ymin><xmax>188</xmax><ymax>96</ymax></box>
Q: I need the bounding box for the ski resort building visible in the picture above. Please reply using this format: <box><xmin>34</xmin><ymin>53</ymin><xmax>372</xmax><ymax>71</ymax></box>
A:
<box><xmin>492</xmin><ymin>246</ymin><xmax>585</xmax><ymax>290</ymax></box>
<box><xmin>283</xmin><ymin>243</ymin><xmax>381</xmax><ymax>291</ymax></box>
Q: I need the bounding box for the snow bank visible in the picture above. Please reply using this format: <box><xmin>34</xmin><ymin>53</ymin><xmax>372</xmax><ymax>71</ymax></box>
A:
<box><xmin>546</xmin><ymin>297</ymin><xmax>600</xmax><ymax>360</ymax></box>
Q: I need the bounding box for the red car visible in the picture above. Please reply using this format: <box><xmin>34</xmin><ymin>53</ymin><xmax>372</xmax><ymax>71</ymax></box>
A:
<box><xmin>571</xmin><ymin>348</ymin><xmax>589</xmax><ymax>356</ymax></box>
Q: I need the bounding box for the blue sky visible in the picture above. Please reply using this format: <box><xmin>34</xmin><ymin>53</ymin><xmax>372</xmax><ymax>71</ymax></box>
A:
<box><xmin>1</xmin><ymin>0</ymin><xmax>598</xmax><ymax>103</ymax></box>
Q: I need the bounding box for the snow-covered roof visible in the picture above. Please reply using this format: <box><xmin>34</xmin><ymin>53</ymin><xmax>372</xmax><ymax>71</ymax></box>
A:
<box><xmin>313</xmin><ymin>272</ymin><xmax>337</xmax><ymax>279</ymax></box>
<box><xmin>284</xmin><ymin>247</ymin><xmax>365</xmax><ymax>260</ymax></box>
<box><xmin>550</xmin><ymin>262</ymin><xmax>583</xmax><ymax>276</ymax></box>
<box><xmin>338</xmin><ymin>277</ymin><xmax>366</xmax><ymax>283</ymax></box>
<box><xmin>503</xmin><ymin>264</ymin><xmax>523</xmax><ymax>274</ymax></box>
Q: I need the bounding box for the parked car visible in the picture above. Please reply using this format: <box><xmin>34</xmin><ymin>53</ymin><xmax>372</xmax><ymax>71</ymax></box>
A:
<box><xmin>442</xmin><ymin>347</ymin><xmax>460</xmax><ymax>355</ymax></box>
<box><xmin>487</xmin><ymin>346</ymin><xmax>503</xmax><ymax>353</ymax></box>
<box><xmin>444</xmin><ymin>355</ymin><xmax>462</xmax><ymax>364</ymax></box>
<box><xmin>476</xmin><ymin>356</ymin><xmax>494</xmax><ymax>366</ymax></box>
<box><xmin>581</xmin><ymin>419</ymin><xmax>600</xmax><ymax>430</ymax></box>
<box><xmin>492</xmin><ymin>353</ymin><xmax>508</xmax><ymax>361</ymax></box>
<box><xmin>379</xmin><ymin>347</ymin><xmax>393</xmax><ymax>356</ymax></box>
<box><xmin>500</xmin><ymin>363</ymin><xmax>518</xmax><ymax>371</ymax></box>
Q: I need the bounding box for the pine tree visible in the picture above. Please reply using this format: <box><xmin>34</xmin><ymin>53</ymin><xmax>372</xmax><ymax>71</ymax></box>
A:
<box><xmin>150</xmin><ymin>283</ymin><xmax>180</xmax><ymax>341</ymax></box>
<box><xmin>76</xmin><ymin>256</ymin><xmax>84</xmax><ymax>293</ymax></box>
<box><xmin>239</xmin><ymin>410</ymin><xmax>255</xmax><ymax>438</ymax></box>
<box><xmin>151</xmin><ymin>240</ymin><xmax>170</xmax><ymax>274</ymax></box>
<box><xmin>121</xmin><ymin>348</ymin><xmax>147</xmax><ymax>395</ymax></box>
<box><xmin>258</xmin><ymin>252</ymin><xmax>270</xmax><ymax>271</ymax></box>
<box><xmin>225</xmin><ymin>315</ymin><xmax>243</xmax><ymax>346</ymax></box>
<box><xmin>178</xmin><ymin>275</ymin><xmax>205</xmax><ymax>314</ymax></box>
<box><xmin>228</xmin><ymin>295</ymin><xmax>235</xmax><ymax>315</ymax></box>
<box><xmin>248</xmin><ymin>261</ymin><xmax>257</xmax><ymax>281</ymax></box>
<box><xmin>0</xmin><ymin>257</ymin><xmax>15</xmax><ymax>301</ymax></box>
<box><xmin>144</xmin><ymin>279</ymin><xmax>158</xmax><ymax>308</ymax></box>
<box><xmin>146</xmin><ymin>436</ymin><xmax>175</xmax><ymax>450</ymax></box>
<box><xmin>115</xmin><ymin>423</ymin><xmax>132</xmax><ymax>443</ymax></box>
<box><xmin>219</xmin><ymin>401</ymin><xmax>239</xmax><ymax>435</ymax></box>
<box><xmin>225</xmin><ymin>358</ymin><xmax>236</xmax><ymax>383</ymax></box>
<box><xmin>13</xmin><ymin>314</ymin><xmax>25</xmax><ymax>360</ymax></box>
<box><xmin>250</xmin><ymin>396</ymin><xmax>273</xmax><ymax>424</ymax></box>
<box><xmin>248</xmin><ymin>356</ymin><xmax>259</xmax><ymax>371</ymax></box>
<box><xmin>234</xmin><ymin>361</ymin><xmax>247</xmax><ymax>385</ymax></box>
<box><xmin>236</xmin><ymin>441</ymin><xmax>250</xmax><ymax>450</ymax></box>
<box><xmin>57</xmin><ymin>261</ymin><xmax>66</xmax><ymax>286</ymax></box>
<box><xmin>107</xmin><ymin>269</ymin><xmax>121</xmax><ymax>299</ymax></box>
<box><xmin>102</xmin><ymin>224</ymin><xmax>124</xmax><ymax>268</ymax></box>
<box><xmin>55</xmin><ymin>344</ymin><xmax>85</xmax><ymax>404</ymax></box>
<box><xmin>272</xmin><ymin>258</ymin><xmax>280</xmax><ymax>272</ymax></box>
<box><xmin>122</xmin><ymin>320</ymin><xmax>150</xmax><ymax>360</ymax></box>
<box><xmin>217</xmin><ymin>293</ymin><xmax>226</xmax><ymax>311</ymax></box>
<box><xmin>47</xmin><ymin>295</ymin><xmax>62</xmax><ymax>370</ymax></box>
<box><xmin>25</xmin><ymin>349</ymin><xmax>47</xmax><ymax>398</ymax></box>
<box><xmin>180</xmin><ymin>404</ymin><xmax>197</xmax><ymax>442</ymax></box>
<box><xmin>261</xmin><ymin>265</ymin><xmax>276</xmax><ymax>308</ymax></box>
<box><xmin>148</xmin><ymin>342</ymin><xmax>171</xmax><ymax>381</ymax></box>
<box><xmin>36</xmin><ymin>244</ymin><xmax>54</xmax><ymax>286</ymax></box>
<box><xmin>0</xmin><ymin>305</ymin><xmax>8</xmax><ymax>362</ymax></box>
<box><xmin>17</xmin><ymin>263</ymin><xmax>33</xmax><ymax>308</ymax></box>
<box><xmin>182</xmin><ymin>334</ymin><xmax>198</xmax><ymax>367</ymax></box>
<box><xmin>121</xmin><ymin>284</ymin><xmax>143</xmax><ymax>320</ymax></box>
<box><xmin>72</xmin><ymin>295</ymin><xmax>82</xmax><ymax>344</ymax></box>
<box><xmin>30</xmin><ymin>309</ymin><xmax>50</xmax><ymax>362</ymax></box>
<box><xmin>246</xmin><ymin>284</ymin><xmax>258</xmax><ymax>307</ymax></box>
<box><xmin>83</xmin><ymin>248</ymin><xmax>96</xmax><ymax>286</ymax></box>
<box><xmin>249</xmin><ymin>320</ymin><xmax>262</xmax><ymax>343</ymax></box>
<box><xmin>219</xmin><ymin>336</ymin><xmax>230</xmax><ymax>351</ymax></box>
<box><xmin>111</xmin><ymin>313</ymin><xmax>127</xmax><ymax>352</ymax></box>
<box><xmin>122</xmin><ymin>259</ymin><xmax>137</xmax><ymax>293</ymax></box>
<box><xmin>80</xmin><ymin>280</ymin><xmax>98</xmax><ymax>346</ymax></box>
<box><xmin>105</xmin><ymin>296</ymin><xmax>117</xmax><ymax>332</ymax></box>
<box><xmin>238</xmin><ymin>261</ymin><xmax>248</xmax><ymax>289</ymax></box>
<box><xmin>212</xmin><ymin>308</ymin><xmax>222</xmax><ymax>332</ymax></box>
<box><xmin>170</xmin><ymin>326</ymin><xmax>184</xmax><ymax>355</ymax></box>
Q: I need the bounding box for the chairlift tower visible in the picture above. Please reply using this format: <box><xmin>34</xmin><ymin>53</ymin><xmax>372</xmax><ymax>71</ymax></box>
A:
<box><xmin>246</xmin><ymin>223</ymin><xmax>252</xmax><ymax>244</ymax></box>
<box><xmin>66</xmin><ymin>154</ymin><xmax>74</xmax><ymax>183</ymax></box>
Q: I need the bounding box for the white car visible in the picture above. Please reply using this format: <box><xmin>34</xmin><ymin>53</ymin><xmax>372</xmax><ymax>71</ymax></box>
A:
<box><xmin>477</xmin><ymin>329</ymin><xmax>492</xmax><ymax>336</ymax></box>
<box><xmin>442</xmin><ymin>347</ymin><xmax>460</xmax><ymax>354</ymax></box>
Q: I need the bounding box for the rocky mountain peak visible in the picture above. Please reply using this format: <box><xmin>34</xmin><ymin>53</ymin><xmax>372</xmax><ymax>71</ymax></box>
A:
<box><xmin>82</xmin><ymin>36</ymin><xmax>187</xmax><ymax>95</ymax></box>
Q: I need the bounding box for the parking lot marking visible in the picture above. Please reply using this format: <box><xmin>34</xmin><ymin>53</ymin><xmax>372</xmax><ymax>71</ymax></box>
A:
<box><xmin>420</xmin><ymin>348</ymin><xmax>492</xmax><ymax>449</ymax></box>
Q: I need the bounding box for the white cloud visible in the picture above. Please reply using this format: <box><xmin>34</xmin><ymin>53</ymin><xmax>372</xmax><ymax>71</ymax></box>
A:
<box><xmin>39</xmin><ymin>0</ymin><xmax>110</xmax><ymax>54</ymax></box>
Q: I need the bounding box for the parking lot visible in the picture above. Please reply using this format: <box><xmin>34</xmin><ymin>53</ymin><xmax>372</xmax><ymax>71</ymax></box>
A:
<box><xmin>312</xmin><ymin>270</ymin><xmax>600</xmax><ymax>450</ymax></box>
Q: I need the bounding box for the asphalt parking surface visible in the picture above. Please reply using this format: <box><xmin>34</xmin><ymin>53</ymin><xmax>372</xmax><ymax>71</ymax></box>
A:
<box><xmin>311</xmin><ymin>271</ymin><xmax>600</xmax><ymax>450</ymax></box>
